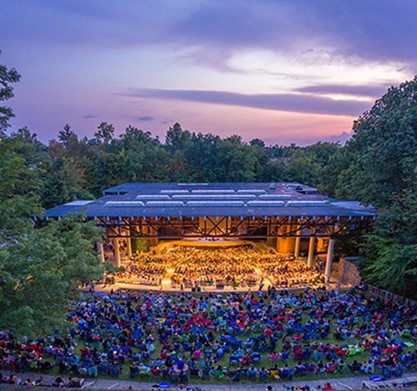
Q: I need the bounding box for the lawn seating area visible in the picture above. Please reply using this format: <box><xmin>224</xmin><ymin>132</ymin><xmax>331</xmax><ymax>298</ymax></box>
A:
<box><xmin>0</xmin><ymin>286</ymin><xmax>417</xmax><ymax>385</ymax></box>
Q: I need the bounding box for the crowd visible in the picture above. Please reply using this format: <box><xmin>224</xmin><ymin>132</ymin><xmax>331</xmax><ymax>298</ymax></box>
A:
<box><xmin>171</xmin><ymin>248</ymin><xmax>260</xmax><ymax>289</ymax></box>
<box><xmin>263</xmin><ymin>262</ymin><xmax>324</xmax><ymax>288</ymax></box>
<box><xmin>1</xmin><ymin>285</ymin><xmax>417</xmax><ymax>385</ymax></box>
<box><xmin>0</xmin><ymin>373</ymin><xmax>83</xmax><ymax>387</ymax></box>
<box><xmin>115</xmin><ymin>258</ymin><xmax>166</xmax><ymax>286</ymax></box>
<box><xmin>113</xmin><ymin>247</ymin><xmax>324</xmax><ymax>290</ymax></box>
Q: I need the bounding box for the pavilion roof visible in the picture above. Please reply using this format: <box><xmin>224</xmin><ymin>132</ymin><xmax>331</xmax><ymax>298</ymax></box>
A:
<box><xmin>44</xmin><ymin>182</ymin><xmax>377</xmax><ymax>219</ymax></box>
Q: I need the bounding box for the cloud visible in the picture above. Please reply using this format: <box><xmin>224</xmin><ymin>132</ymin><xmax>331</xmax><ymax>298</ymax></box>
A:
<box><xmin>121</xmin><ymin>88</ymin><xmax>369</xmax><ymax>117</ymax></box>
<box><xmin>136</xmin><ymin>115</ymin><xmax>154</xmax><ymax>122</ymax></box>
<box><xmin>2</xmin><ymin>0</ymin><xmax>416</xmax><ymax>145</ymax></box>
<box><xmin>325</xmin><ymin>131</ymin><xmax>352</xmax><ymax>145</ymax></box>
<box><xmin>2</xmin><ymin>0</ymin><xmax>417</xmax><ymax>67</ymax></box>
<box><xmin>296</xmin><ymin>84</ymin><xmax>390</xmax><ymax>98</ymax></box>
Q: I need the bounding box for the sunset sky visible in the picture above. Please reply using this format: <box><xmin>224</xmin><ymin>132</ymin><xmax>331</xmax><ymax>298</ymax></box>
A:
<box><xmin>1</xmin><ymin>0</ymin><xmax>416</xmax><ymax>145</ymax></box>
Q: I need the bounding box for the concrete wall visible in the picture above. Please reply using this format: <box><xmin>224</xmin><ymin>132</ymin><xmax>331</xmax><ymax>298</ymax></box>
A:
<box><xmin>332</xmin><ymin>257</ymin><xmax>361</xmax><ymax>286</ymax></box>
<box><xmin>333</xmin><ymin>257</ymin><xmax>417</xmax><ymax>306</ymax></box>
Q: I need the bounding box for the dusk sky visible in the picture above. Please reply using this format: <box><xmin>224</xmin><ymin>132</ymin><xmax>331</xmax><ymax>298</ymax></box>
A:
<box><xmin>1</xmin><ymin>0</ymin><xmax>416</xmax><ymax>145</ymax></box>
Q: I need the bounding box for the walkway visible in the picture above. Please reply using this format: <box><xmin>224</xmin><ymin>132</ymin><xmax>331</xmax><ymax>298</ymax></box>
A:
<box><xmin>2</xmin><ymin>371</ymin><xmax>417</xmax><ymax>390</ymax></box>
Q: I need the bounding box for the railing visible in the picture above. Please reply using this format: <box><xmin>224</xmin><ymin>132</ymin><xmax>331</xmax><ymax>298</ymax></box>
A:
<box><xmin>365</xmin><ymin>284</ymin><xmax>417</xmax><ymax>307</ymax></box>
<box><xmin>336</xmin><ymin>258</ymin><xmax>416</xmax><ymax>306</ymax></box>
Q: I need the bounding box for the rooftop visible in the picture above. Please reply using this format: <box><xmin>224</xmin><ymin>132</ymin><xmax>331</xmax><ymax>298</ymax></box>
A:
<box><xmin>44</xmin><ymin>182</ymin><xmax>377</xmax><ymax>219</ymax></box>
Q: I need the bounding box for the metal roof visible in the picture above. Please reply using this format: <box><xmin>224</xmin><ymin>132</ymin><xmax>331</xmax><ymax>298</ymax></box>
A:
<box><xmin>44</xmin><ymin>182</ymin><xmax>377</xmax><ymax>218</ymax></box>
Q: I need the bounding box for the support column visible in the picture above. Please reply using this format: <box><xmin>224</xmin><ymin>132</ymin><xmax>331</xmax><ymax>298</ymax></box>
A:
<box><xmin>127</xmin><ymin>237</ymin><xmax>132</xmax><ymax>258</ymax></box>
<box><xmin>97</xmin><ymin>242</ymin><xmax>105</xmax><ymax>263</ymax></box>
<box><xmin>325</xmin><ymin>238</ymin><xmax>336</xmax><ymax>283</ymax></box>
<box><xmin>294</xmin><ymin>236</ymin><xmax>301</xmax><ymax>259</ymax></box>
<box><xmin>307</xmin><ymin>236</ymin><xmax>315</xmax><ymax>268</ymax></box>
<box><xmin>114</xmin><ymin>238</ymin><xmax>121</xmax><ymax>268</ymax></box>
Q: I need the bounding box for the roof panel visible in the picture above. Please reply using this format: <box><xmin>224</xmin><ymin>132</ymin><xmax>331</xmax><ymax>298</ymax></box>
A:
<box><xmin>237</xmin><ymin>189</ymin><xmax>266</xmax><ymax>194</ymax></box>
<box><xmin>259</xmin><ymin>194</ymin><xmax>292</xmax><ymax>200</ymax></box>
<box><xmin>186</xmin><ymin>201</ymin><xmax>245</xmax><ymax>207</ymax></box>
<box><xmin>160</xmin><ymin>190</ymin><xmax>189</xmax><ymax>194</ymax></box>
<box><xmin>172</xmin><ymin>194</ymin><xmax>256</xmax><ymax>200</ymax></box>
<box><xmin>191</xmin><ymin>189</ymin><xmax>235</xmax><ymax>194</ymax></box>
<box><xmin>146</xmin><ymin>201</ymin><xmax>184</xmax><ymax>206</ymax></box>
<box><xmin>105</xmin><ymin>201</ymin><xmax>145</xmax><ymax>206</ymax></box>
<box><xmin>247</xmin><ymin>201</ymin><xmax>285</xmax><ymax>207</ymax></box>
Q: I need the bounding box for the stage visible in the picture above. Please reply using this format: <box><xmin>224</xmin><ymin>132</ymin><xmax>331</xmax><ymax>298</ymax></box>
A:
<box><xmin>157</xmin><ymin>238</ymin><xmax>268</xmax><ymax>252</ymax></box>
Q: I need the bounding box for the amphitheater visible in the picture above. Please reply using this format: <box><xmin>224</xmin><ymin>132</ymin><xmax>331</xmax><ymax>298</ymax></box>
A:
<box><xmin>45</xmin><ymin>182</ymin><xmax>376</xmax><ymax>291</ymax></box>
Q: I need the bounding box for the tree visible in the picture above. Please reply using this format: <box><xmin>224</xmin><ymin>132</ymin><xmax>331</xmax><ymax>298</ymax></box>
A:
<box><xmin>165</xmin><ymin>122</ymin><xmax>191</xmax><ymax>151</ymax></box>
<box><xmin>177</xmin><ymin>132</ymin><xmax>220</xmax><ymax>181</ymax></box>
<box><xmin>94</xmin><ymin>122</ymin><xmax>115</xmax><ymax>144</ymax></box>
<box><xmin>0</xmin><ymin>54</ymin><xmax>21</xmax><ymax>136</ymax></box>
<box><xmin>304</xmin><ymin>142</ymin><xmax>340</xmax><ymax>165</ymax></box>
<box><xmin>284</xmin><ymin>152</ymin><xmax>321</xmax><ymax>186</ymax></box>
<box><xmin>335</xmin><ymin>77</ymin><xmax>417</xmax><ymax>298</ymax></box>
<box><xmin>0</xmin><ymin>59</ymin><xmax>104</xmax><ymax>336</ymax></box>
<box><xmin>258</xmin><ymin>159</ymin><xmax>287</xmax><ymax>182</ymax></box>
<box><xmin>0</xmin><ymin>217</ymin><xmax>103</xmax><ymax>337</ymax></box>
<box><xmin>215</xmin><ymin>137</ymin><xmax>257</xmax><ymax>182</ymax></box>
<box><xmin>0</xmin><ymin>137</ymin><xmax>43</xmax><ymax>238</ymax></box>
<box><xmin>249</xmin><ymin>138</ymin><xmax>265</xmax><ymax>148</ymax></box>
<box><xmin>340</xmin><ymin>78</ymin><xmax>417</xmax><ymax>207</ymax></box>
<box><xmin>58</xmin><ymin>124</ymin><xmax>78</xmax><ymax>148</ymax></box>
<box><xmin>359</xmin><ymin>221</ymin><xmax>417</xmax><ymax>299</ymax></box>
<box><xmin>317</xmin><ymin>148</ymin><xmax>352</xmax><ymax>197</ymax></box>
<box><xmin>0</xmin><ymin>135</ymin><xmax>103</xmax><ymax>336</ymax></box>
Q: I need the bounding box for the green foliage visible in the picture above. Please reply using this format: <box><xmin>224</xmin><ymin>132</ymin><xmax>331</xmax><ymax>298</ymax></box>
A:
<box><xmin>362</xmin><ymin>237</ymin><xmax>417</xmax><ymax>297</ymax></box>
<box><xmin>0</xmin><ymin>135</ymin><xmax>43</xmax><ymax>237</ymax></box>
<box><xmin>37</xmin><ymin>121</ymin><xmax>341</xmax><ymax>195</ymax></box>
<box><xmin>0</xmin><ymin>217</ymin><xmax>103</xmax><ymax>337</ymax></box>
<box><xmin>1</xmin><ymin>117</ymin><xmax>340</xmax><ymax>207</ymax></box>
<box><xmin>339</xmin><ymin>77</ymin><xmax>417</xmax><ymax>207</ymax></box>
<box><xmin>58</xmin><ymin>124</ymin><xmax>78</xmax><ymax>148</ymax></box>
<box><xmin>333</xmin><ymin>77</ymin><xmax>417</xmax><ymax>298</ymax></box>
<box><xmin>318</xmin><ymin>148</ymin><xmax>353</xmax><ymax>197</ymax></box>
<box><xmin>214</xmin><ymin>136</ymin><xmax>257</xmax><ymax>182</ymax></box>
<box><xmin>94</xmin><ymin>121</ymin><xmax>115</xmax><ymax>144</ymax></box>
<box><xmin>0</xmin><ymin>126</ymin><xmax>104</xmax><ymax>337</ymax></box>
<box><xmin>0</xmin><ymin>55</ymin><xmax>21</xmax><ymax>136</ymax></box>
<box><xmin>0</xmin><ymin>63</ymin><xmax>105</xmax><ymax>336</ymax></box>
<box><xmin>284</xmin><ymin>153</ymin><xmax>320</xmax><ymax>186</ymax></box>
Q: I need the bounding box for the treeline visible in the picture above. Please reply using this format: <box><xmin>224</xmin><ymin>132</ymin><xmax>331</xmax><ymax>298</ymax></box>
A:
<box><xmin>3</xmin><ymin>122</ymin><xmax>341</xmax><ymax>210</ymax></box>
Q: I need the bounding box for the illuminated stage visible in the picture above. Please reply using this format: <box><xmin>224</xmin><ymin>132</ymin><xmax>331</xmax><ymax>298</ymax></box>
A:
<box><xmin>167</xmin><ymin>238</ymin><xmax>254</xmax><ymax>247</ymax></box>
<box><xmin>158</xmin><ymin>239</ymin><xmax>265</xmax><ymax>252</ymax></box>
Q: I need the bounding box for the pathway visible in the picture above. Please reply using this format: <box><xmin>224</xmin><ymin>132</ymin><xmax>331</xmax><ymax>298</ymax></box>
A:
<box><xmin>2</xmin><ymin>371</ymin><xmax>417</xmax><ymax>390</ymax></box>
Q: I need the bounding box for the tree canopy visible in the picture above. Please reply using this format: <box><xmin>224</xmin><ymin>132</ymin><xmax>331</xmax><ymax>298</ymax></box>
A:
<box><xmin>33</xmin><ymin>121</ymin><xmax>341</xmax><ymax>202</ymax></box>
<box><xmin>332</xmin><ymin>77</ymin><xmax>417</xmax><ymax>298</ymax></box>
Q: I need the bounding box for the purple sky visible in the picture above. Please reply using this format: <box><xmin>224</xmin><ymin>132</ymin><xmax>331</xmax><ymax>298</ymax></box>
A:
<box><xmin>1</xmin><ymin>0</ymin><xmax>416</xmax><ymax>145</ymax></box>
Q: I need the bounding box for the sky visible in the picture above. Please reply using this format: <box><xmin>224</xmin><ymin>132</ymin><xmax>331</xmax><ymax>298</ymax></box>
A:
<box><xmin>1</xmin><ymin>0</ymin><xmax>416</xmax><ymax>146</ymax></box>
